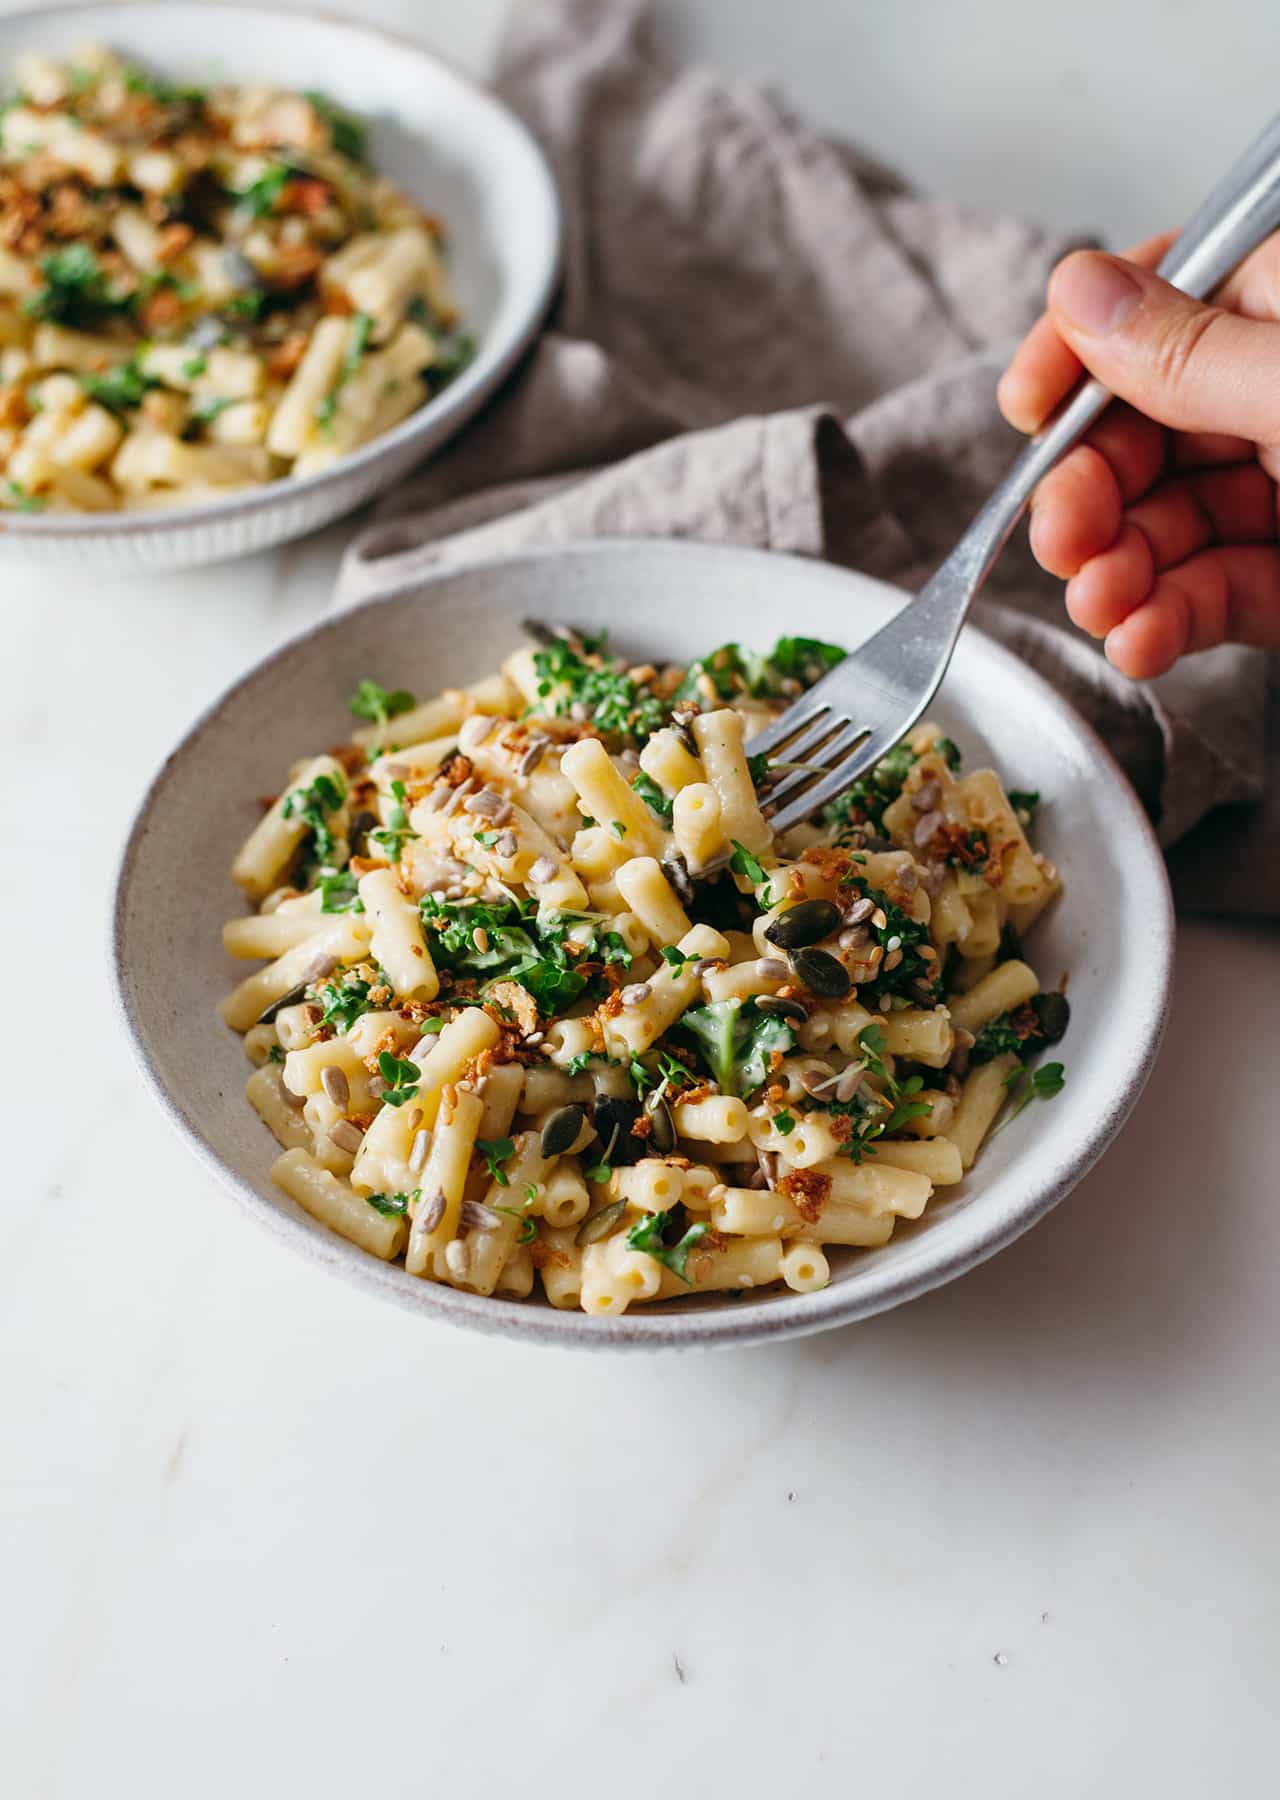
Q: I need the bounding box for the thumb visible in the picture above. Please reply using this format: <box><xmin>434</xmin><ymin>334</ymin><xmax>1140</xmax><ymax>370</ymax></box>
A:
<box><xmin>1046</xmin><ymin>250</ymin><xmax>1280</xmax><ymax>442</ymax></box>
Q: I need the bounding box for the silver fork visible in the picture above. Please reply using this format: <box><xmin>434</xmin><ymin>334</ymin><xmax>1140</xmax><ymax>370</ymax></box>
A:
<box><xmin>748</xmin><ymin>110</ymin><xmax>1280</xmax><ymax>836</ymax></box>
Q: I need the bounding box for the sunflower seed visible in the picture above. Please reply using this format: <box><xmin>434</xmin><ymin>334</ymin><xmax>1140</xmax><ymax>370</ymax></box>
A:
<box><xmin>528</xmin><ymin>854</ymin><xmax>558</xmax><ymax>885</ymax></box>
<box><xmin>281</xmin><ymin>1080</ymin><xmax>307</xmax><ymax>1111</ymax></box>
<box><xmin>320</xmin><ymin>1066</ymin><xmax>349</xmax><ymax>1108</ymax></box>
<box><xmin>575</xmin><ymin>1199</ymin><xmax>627</xmax><ymax>1246</ymax></box>
<box><xmin>517</xmin><ymin>738</ymin><xmax>549</xmax><ymax>777</ymax></box>
<box><xmin>755</xmin><ymin>958</ymin><xmax>790</xmax><ymax>980</ymax></box>
<box><xmin>799</xmin><ymin>1065</ymin><xmax>834</xmax><ymax>1096</ymax></box>
<box><xmin>442</xmin><ymin>780</ymin><xmax>476</xmax><ymax>818</ymax></box>
<box><xmin>426</xmin><ymin>785</ymin><xmax>451</xmax><ymax>812</ymax></box>
<box><xmin>369</xmin><ymin>1074</ymin><xmax>386</xmax><ymax>1100</ymax></box>
<box><xmin>444</xmin><ymin>1239</ymin><xmax>470</xmax><ymax>1278</ymax></box>
<box><xmin>843</xmin><ymin>896</ymin><xmax>875</xmax><ymax>927</ymax></box>
<box><xmin>460</xmin><ymin>1199</ymin><xmax>502</xmax><ymax>1233</ymax></box>
<box><xmin>541</xmin><ymin>1104</ymin><xmax>586</xmax><ymax>1157</ymax></box>
<box><xmin>897</xmin><ymin>863</ymin><xmax>919</xmax><ymax>897</ymax></box>
<box><xmin>416</xmin><ymin>1190</ymin><xmax>446</xmax><ymax>1234</ymax></box>
<box><xmin>494</xmin><ymin>831</ymin><xmax>518</xmax><ymax>859</ymax></box>
<box><xmin>835</xmin><ymin>1067</ymin><xmax>863</xmax><ymax>1103</ymax></box>
<box><xmin>473</xmin><ymin>926</ymin><xmax>490</xmax><ymax>954</ymax></box>
<box><xmin>458</xmin><ymin>715</ymin><xmax>495</xmax><ymax>750</ymax></box>
<box><xmin>463</xmin><ymin>788</ymin><xmax>504</xmax><ymax>817</ymax></box>
<box><xmin>408</xmin><ymin>1128</ymin><xmax>432</xmax><ymax>1173</ymax></box>
<box><xmin>839</xmin><ymin>927</ymin><xmax>870</xmax><ymax>953</ymax></box>
<box><xmin>912</xmin><ymin>780</ymin><xmax>942</xmax><ymax>814</ymax></box>
<box><xmin>913</xmin><ymin>809</ymin><xmax>944</xmax><ymax>847</ymax></box>
<box><xmin>764</xmin><ymin>898</ymin><xmax>841</xmax><ymax>949</ymax></box>
<box><xmin>328</xmin><ymin>1120</ymin><xmax>363</xmax><ymax>1153</ymax></box>
<box><xmin>620</xmin><ymin>982</ymin><xmax>652</xmax><ymax>1007</ymax></box>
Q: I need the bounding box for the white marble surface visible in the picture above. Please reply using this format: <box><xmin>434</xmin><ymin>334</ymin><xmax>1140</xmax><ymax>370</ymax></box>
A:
<box><xmin>3</xmin><ymin>4</ymin><xmax>1279</xmax><ymax>1796</ymax></box>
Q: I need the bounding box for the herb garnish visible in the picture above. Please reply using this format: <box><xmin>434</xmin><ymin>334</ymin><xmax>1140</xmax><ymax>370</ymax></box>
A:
<box><xmin>632</xmin><ymin>771</ymin><xmax>673</xmax><ymax>823</ymax></box>
<box><xmin>476</xmin><ymin>1137</ymin><xmax>517</xmax><ymax>1186</ymax></box>
<box><xmin>626</xmin><ymin>1208</ymin><xmax>709</xmax><ymax>1284</ymax></box>
<box><xmin>678</xmin><ymin>998</ymin><xmax>794</xmax><ymax>1098</ymax></box>
<box><xmin>318</xmin><ymin>869</ymin><xmax>365</xmax><ymax>914</ymax></box>
<box><xmin>993</xmin><ymin>1061</ymin><xmax>1066</xmax><ymax>1134</ymax></box>
<box><xmin>282</xmin><ymin>770</ymin><xmax>345</xmax><ymax>866</ymax></box>
<box><xmin>376</xmin><ymin>1050</ymin><xmax>421</xmax><ymax>1107</ymax></box>
<box><xmin>366</xmin><ymin>1189</ymin><xmax>417</xmax><ymax>1218</ymax></box>
<box><xmin>369</xmin><ymin>779</ymin><xmax>418</xmax><ymax>861</ymax></box>
<box><xmin>349</xmin><ymin>678</ymin><xmax>416</xmax><ymax>729</ymax></box>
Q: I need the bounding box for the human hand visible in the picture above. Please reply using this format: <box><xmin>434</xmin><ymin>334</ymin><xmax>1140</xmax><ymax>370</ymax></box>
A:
<box><xmin>998</xmin><ymin>235</ymin><xmax>1280</xmax><ymax>678</ymax></box>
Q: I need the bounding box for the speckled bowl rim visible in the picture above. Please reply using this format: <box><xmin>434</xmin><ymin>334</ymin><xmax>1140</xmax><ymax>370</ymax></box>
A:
<box><xmin>109</xmin><ymin>541</ymin><xmax>1175</xmax><ymax>1350</ymax></box>
<box><xmin>0</xmin><ymin>0</ymin><xmax>562</xmax><ymax>545</ymax></box>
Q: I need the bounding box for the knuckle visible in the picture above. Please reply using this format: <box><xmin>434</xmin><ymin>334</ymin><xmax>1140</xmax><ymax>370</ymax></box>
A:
<box><xmin>1146</xmin><ymin>304</ymin><xmax>1225</xmax><ymax>399</ymax></box>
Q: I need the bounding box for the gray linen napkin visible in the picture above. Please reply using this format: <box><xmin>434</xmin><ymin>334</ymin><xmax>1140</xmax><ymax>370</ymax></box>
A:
<box><xmin>336</xmin><ymin>0</ymin><xmax>1277</xmax><ymax>914</ymax></box>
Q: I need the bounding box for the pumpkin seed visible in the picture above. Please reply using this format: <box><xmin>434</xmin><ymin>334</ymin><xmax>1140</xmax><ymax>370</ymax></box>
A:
<box><xmin>647</xmin><ymin>1099</ymin><xmax>676</xmax><ymax>1154</ymax></box>
<box><xmin>661</xmin><ymin>849</ymin><xmax>695</xmax><ymax>906</ymax></box>
<box><xmin>764</xmin><ymin>898</ymin><xmax>841</xmax><ymax>949</ymax></box>
<box><xmin>1031</xmin><ymin>991</ymin><xmax>1070</xmax><ymax>1043</ymax></box>
<box><xmin>540</xmin><ymin>1103</ymin><xmax>586</xmax><ymax>1157</ymax></box>
<box><xmin>790</xmin><ymin>946</ymin><xmax>851</xmax><ymax>998</ymax></box>
<box><xmin>755</xmin><ymin>994</ymin><xmax>809</xmax><ymax>1022</ymax></box>
<box><xmin>575</xmin><ymin>1199</ymin><xmax>627</xmax><ymax>1246</ymax></box>
<box><xmin>592</xmin><ymin>1094</ymin><xmax>644</xmax><ymax>1165</ymax></box>
<box><xmin>256</xmin><ymin>980</ymin><xmax>310</xmax><ymax>1026</ymax></box>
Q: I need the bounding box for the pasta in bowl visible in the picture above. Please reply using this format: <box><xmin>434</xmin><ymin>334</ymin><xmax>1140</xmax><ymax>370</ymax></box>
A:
<box><xmin>0</xmin><ymin>4</ymin><xmax>559</xmax><ymax>564</ymax></box>
<box><xmin>0</xmin><ymin>44</ymin><xmax>470</xmax><ymax>511</ymax></box>
<box><xmin>219</xmin><ymin>622</ymin><xmax>1071</xmax><ymax>1317</ymax></box>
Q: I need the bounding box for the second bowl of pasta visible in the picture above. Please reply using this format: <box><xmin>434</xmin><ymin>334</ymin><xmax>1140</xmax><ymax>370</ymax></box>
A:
<box><xmin>112</xmin><ymin>540</ymin><xmax>1173</xmax><ymax>1347</ymax></box>
<box><xmin>0</xmin><ymin>3</ymin><xmax>560</xmax><ymax>565</ymax></box>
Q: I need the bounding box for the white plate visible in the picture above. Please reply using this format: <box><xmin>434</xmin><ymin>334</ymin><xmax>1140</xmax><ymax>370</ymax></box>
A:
<box><xmin>110</xmin><ymin>541</ymin><xmax>1174</xmax><ymax>1348</ymax></box>
<box><xmin>0</xmin><ymin>1</ymin><xmax>560</xmax><ymax>567</ymax></box>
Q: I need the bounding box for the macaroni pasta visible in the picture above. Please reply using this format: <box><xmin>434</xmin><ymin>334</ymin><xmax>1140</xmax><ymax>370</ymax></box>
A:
<box><xmin>0</xmin><ymin>47</ymin><xmax>471</xmax><ymax>512</ymax></box>
<box><xmin>220</xmin><ymin>627</ymin><xmax>1069</xmax><ymax>1316</ymax></box>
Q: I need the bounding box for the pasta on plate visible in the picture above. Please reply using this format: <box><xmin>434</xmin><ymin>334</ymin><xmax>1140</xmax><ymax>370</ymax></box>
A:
<box><xmin>0</xmin><ymin>46</ymin><xmax>470</xmax><ymax>512</ymax></box>
<box><xmin>221</xmin><ymin>628</ymin><xmax>1069</xmax><ymax>1316</ymax></box>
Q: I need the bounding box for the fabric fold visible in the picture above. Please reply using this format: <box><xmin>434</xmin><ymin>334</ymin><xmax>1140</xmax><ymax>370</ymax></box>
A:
<box><xmin>334</xmin><ymin>0</ymin><xmax>1275</xmax><ymax>912</ymax></box>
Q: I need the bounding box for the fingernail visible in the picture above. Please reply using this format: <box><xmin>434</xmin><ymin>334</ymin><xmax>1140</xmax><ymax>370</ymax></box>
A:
<box><xmin>1049</xmin><ymin>253</ymin><xmax>1142</xmax><ymax>336</ymax></box>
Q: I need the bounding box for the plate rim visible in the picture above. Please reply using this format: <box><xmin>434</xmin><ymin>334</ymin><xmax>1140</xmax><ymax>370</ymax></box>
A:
<box><xmin>0</xmin><ymin>0</ymin><xmax>563</xmax><ymax>542</ymax></box>
<box><xmin>108</xmin><ymin>539</ymin><xmax>1176</xmax><ymax>1349</ymax></box>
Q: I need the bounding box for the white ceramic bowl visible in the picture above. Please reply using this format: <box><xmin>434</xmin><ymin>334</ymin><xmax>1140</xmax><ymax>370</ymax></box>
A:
<box><xmin>111</xmin><ymin>542</ymin><xmax>1174</xmax><ymax>1348</ymax></box>
<box><xmin>0</xmin><ymin>2</ymin><xmax>560</xmax><ymax>568</ymax></box>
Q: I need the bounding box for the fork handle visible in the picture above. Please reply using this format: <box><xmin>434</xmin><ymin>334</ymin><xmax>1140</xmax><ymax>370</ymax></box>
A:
<box><xmin>953</xmin><ymin>107</ymin><xmax>1280</xmax><ymax>587</ymax></box>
